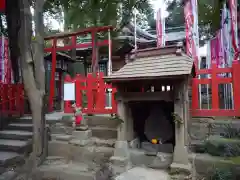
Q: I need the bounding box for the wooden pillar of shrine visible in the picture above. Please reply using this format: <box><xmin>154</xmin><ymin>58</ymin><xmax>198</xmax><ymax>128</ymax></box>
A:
<box><xmin>171</xmin><ymin>77</ymin><xmax>191</xmax><ymax>173</ymax></box>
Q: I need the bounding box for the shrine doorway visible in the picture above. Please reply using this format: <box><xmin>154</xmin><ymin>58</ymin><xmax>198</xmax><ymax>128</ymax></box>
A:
<box><xmin>129</xmin><ymin>100</ymin><xmax>175</xmax><ymax>152</ymax></box>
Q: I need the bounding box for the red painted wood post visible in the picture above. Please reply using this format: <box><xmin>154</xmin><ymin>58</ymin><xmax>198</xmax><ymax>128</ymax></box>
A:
<box><xmin>16</xmin><ymin>84</ymin><xmax>20</xmax><ymax>114</ymax></box>
<box><xmin>49</xmin><ymin>38</ymin><xmax>57</xmax><ymax>112</ymax></box>
<box><xmin>64</xmin><ymin>75</ymin><xmax>73</xmax><ymax>113</ymax></box>
<box><xmin>96</xmin><ymin>72</ymin><xmax>105</xmax><ymax>112</ymax></box>
<box><xmin>232</xmin><ymin>61</ymin><xmax>240</xmax><ymax>113</ymax></box>
<box><xmin>75</xmin><ymin>74</ymin><xmax>82</xmax><ymax>108</ymax></box>
<box><xmin>0</xmin><ymin>83</ymin><xmax>3</xmax><ymax>113</ymax></box>
<box><xmin>3</xmin><ymin>84</ymin><xmax>7</xmax><ymax>114</ymax></box>
<box><xmin>111</xmin><ymin>87</ymin><xmax>117</xmax><ymax>114</ymax></box>
<box><xmin>191</xmin><ymin>78</ymin><xmax>199</xmax><ymax>110</ymax></box>
<box><xmin>86</xmin><ymin>74</ymin><xmax>94</xmax><ymax>113</ymax></box>
<box><xmin>211</xmin><ymin>63</ymin><xmax>219</xmax><ymax>110</ymax></box>
<box><xmin>21</xmin><ymin>84</ymin><xmax>25</xmax><ymax>115</ymax></box>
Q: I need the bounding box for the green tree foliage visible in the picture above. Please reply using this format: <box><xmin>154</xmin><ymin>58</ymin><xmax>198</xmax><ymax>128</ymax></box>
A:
<box><xmin>43</xmin><ymin>0</ymin><xmax>153</xmax><ymax>31</ymax></box>
<box><xmin>148</xmin><ymin>0</ymin><xmax>229</xmax><ymax>42</ymax></box>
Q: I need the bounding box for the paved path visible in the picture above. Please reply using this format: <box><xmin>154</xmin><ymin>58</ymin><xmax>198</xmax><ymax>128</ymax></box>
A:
<box><xmin>115</xmin><ymin>167</ymin><xmax>170</xmax><ymax>180</ymax></box>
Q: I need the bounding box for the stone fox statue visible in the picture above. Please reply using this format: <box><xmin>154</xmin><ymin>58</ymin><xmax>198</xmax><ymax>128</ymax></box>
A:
<box><xmin>70</xmin><ymin>101</ymin><xmax>84</xmax><ymax>127</ymax></box>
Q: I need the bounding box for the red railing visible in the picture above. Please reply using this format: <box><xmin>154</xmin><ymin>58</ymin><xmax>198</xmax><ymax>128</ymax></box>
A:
<box><xmin>44</xmin><ymin>26</ymin><xmax>113</xmax><ymax>112</ymax></box>
<box><xmin>191</xmin><ymin>61</ymin><xmax>240</xmax><ymax>117</ymax></box>
<box><xmin>64</xmin><ymin>72</ymin><xmax>117</xmax><ymax>114</ymax></box>
<box><xmin>0</xmin><ymin>83</ymin><xmax>25</xmax><ymax>115</ymax></box>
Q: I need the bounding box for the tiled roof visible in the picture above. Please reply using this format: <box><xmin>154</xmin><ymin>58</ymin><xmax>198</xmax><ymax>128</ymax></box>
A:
<box><xmin>105</xmin><ymin>53</ymin><xmax>194</xmax><ymax>80</ymax></box>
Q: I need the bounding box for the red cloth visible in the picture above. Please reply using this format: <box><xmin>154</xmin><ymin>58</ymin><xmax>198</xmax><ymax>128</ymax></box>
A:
<box><xmin>75</xmin><ymin>115</ymin><xmax>82</xmax><ymax>125</ymax></box>
<box><xmin>0</xmin><ymin>0</ymin><xmax>5</xmax><ymax>12</ymax></box>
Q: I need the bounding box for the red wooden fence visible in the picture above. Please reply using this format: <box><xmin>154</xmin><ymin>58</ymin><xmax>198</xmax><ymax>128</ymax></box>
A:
<box><xmin>1</xmin><ymin>62</ymin><xmax>240</xmax><ymax>117</ymax></box>
<box><xmin>64</xmin><ymin>72</ymin><xmax>117</xmax><ymax>114</ymax></box>
<box><xmin>191</xmin><ymin>61</ymin><xmax>240</xmax><ymax>116</ymax></box>
<box><xmin>0</xmin><ymin>83</ymin><xmax>25</xmax><ymax>115</ymax></box>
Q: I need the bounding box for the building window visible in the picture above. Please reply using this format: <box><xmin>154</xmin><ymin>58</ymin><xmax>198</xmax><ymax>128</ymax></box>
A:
<box><xmin>87</xmin><ymin>62</ymin><xmax>107</xmax><ymax>75</ymax></box>
<box><xmin>55</xmin><ymin>72</ymin><xmax>59</xmax><ymax>80</ymax></box>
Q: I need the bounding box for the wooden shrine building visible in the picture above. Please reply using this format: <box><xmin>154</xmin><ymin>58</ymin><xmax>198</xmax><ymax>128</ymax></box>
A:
<box><xmin>105</xmin><ymin>43</ymin><xmax>195</xmax><ymax>172</ymax></box>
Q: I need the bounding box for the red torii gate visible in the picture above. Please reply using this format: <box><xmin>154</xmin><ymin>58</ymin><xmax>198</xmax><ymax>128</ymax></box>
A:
<box><xmin>44</xmin><ymin>26</ymin><xmax>113</xmax><ymax>112</ymax></box>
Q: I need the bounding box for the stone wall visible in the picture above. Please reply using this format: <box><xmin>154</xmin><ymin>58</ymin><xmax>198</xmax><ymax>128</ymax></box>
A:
<box><xmin>188</xmin><ymin>117</ymin><xmax>240</xmax><ymax>150</ymax></box>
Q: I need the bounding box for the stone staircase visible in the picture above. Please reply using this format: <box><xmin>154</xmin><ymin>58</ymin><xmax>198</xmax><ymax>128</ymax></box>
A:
<box><xmin>43</xmin><ymin>115</ymin><xmax>119</xmax><ymax>180</ymax></box>
<box><xmin>0</xmin><ymin>118</ymin><xmax>33</xmax><ymax>176</ymax></box>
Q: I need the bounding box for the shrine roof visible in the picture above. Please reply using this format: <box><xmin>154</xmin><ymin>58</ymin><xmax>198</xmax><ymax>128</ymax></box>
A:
<box><xmin>105</xmin><ymin>45</ymin><xmax>195</xmax><ymax>81</ymax></box>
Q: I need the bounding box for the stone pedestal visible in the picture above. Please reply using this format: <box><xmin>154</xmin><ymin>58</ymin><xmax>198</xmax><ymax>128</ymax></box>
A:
<box><xmin>110</xmin><ymin>141</ymin><xmax>132</xmax><ymax>175</ymax></box>
<box><xmin>110</xmin><ymin>100</ymin><xmax>132</xmax><ymax>174</ymax></box>
<box><xmin>70</xmin><ymin>129</ymin><xmax>92</xmax><ymax>146</ymax></box>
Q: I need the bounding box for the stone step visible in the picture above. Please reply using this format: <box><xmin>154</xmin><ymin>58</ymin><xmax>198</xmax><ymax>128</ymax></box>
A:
<box><xmin>10</xmin><ymin>118</ymin><xmax>32</xmax><ymax>124</ymax></box>
<box><xmin>0</xmin><ymin>171</ymin><xmax>17</xmax><ymax>180</ymax></box>
<box><xmin>0</xmin><ymin>139</ymin><xmax>31</xmax><ymax>153</ymax></box>
<box><xmin>91</xmin><ymin>126</ymin><xmax>117</xmax><ymax>140</ymax></box>
<box><xmin>37</xmin><ymin>162</ymin><xmax>97</xmax><ymax>180</ymax></box>
<box><xmin>7</xmin><ymin>123</ymin><xmax>33</xmax><ymax>132</ymax></box>
<box><xmin>48</xmin><ymin>141</ymin><xmax>114</xmax><ymax>164</ymax></box>
<box><xmin>86</xmin><ymin>115</ymin><xmax>119</xmax><ymax>128</ymax></box>
<box><xmin>114</xmin><ymin>167</ymin><xmax>170</xmax><ymax>180</ymax></box>
<box><xmin>91</xmin><ymin>137</ymin><xmax>116</xmax><ymax>148</ymax></box>
<box><xmin>0</xmin><ymin>130</ymin><xmax>33</xmax><ymax>141</ymax></box>
<box><xmin>0</xmin><ymin>151</ymin><xmax>24</xmax><ymax>174</ymax></box>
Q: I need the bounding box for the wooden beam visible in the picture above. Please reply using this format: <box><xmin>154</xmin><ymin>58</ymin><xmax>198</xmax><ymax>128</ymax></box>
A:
<box><xmin>117</xmin><ymin>92</ymin><xmax>173</xmax><ymax>102</ymax></box>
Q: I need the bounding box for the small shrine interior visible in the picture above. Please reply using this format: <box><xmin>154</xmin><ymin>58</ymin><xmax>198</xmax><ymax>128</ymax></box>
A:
<box><xmin>105</xmin><ymin>43</ymin><xmax>195</xmax><ymax>169</ymax></box>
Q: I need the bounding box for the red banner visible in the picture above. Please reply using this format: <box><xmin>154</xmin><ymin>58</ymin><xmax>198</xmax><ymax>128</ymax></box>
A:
<box><xmin>184</xmin><ymin>0</ymin><xmax>193</xmax><ymax>57</ymax></box>
<box><xmin>0</xmin><ymin>0</ymin><xmax>5</xmax><ymax>12</ymax></box>
<box><xmin>210</xmin><ymin>37</ymin><xmax>217</xmax><ymax>64</ymax></box>
<box><xmin>229</xmin><ymin>0</ymin><xmax>239</xmax><ymax>59</ymax></box>
<box><xmin>156</xmin><ymin>8</ymin><xmax>165</xmax><ymax>47</ymax></box>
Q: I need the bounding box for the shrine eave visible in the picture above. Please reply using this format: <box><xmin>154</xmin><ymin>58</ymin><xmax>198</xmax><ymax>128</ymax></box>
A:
<box><xmin>105</xmin><ymin>45</ymin><xmax>195</xmax><ymax>82</ymax></box>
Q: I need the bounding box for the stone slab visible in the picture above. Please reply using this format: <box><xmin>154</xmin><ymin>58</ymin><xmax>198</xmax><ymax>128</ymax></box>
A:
<box><xmin>0</xmin><ymin>139</ymin><xmax>28</xmax><ymax>147</ymax></box>
<box><xmin>129</xmin><ymin>149</ymin><xmax>172</xmax><ymax>170</ymax></box>
<box><xmin>0</xmin><ymin>171</ymin><xmax>17</xmax><ymax>180</ymax></box>
<box><xmin>72</xmin><ymin>130</ymin><xmax>92</xmax><ymax>140</ymax></box>
<box><xmin>91</xmin><ymin>126</ymin><xmax>117</xmax><ymax>139</ymax></box>
<box><xmin>115</xmin><ymin>167</ymin><xmax>170</xmax><ymax>180</ymax></box>
<box><xmin>37</xmin><ymin>162</ymin><xmax>95</xmax><ymax>180</ymax></box>
<box><xmin>69</xmin><ymin>139</ymin><xmax>92</xmax><ymax>147</ymax></box>
<box><xmin>51</xmin><ymin>134</ymin><xmax>72</xmax><ymax>141</ymax></box>
<box><xmin>0</xmin><ymin>151</ymin><xmax>23</xmax><ymax>165</ymax></box>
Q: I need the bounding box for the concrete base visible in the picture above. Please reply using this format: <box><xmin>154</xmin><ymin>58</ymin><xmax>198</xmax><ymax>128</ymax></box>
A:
<box><xmin>69</xmin><ymin>139</ymin><xmax>92</xmax><ymax>147</ymax></box>
<box><xmin>114</xmin><ymin>167</ymin><xmax>171</xmax><ymax>180</ymax></box>
<box><xmin>170</xmin><ymin>162</ymin><xmax>192</xmax><ymax>175</ymax></box>
<box><xmin>129</xmin><ymin>149</ymin><xmax>172</xmax><ymax>169</ymax></box>
<box><xmin>111</xmin><ymin>141</ymin><xmax>132</xmax><ymax>175</ymax></box>
<box><xmin>172</xmin><ymin>145</ymin><xmax>189</xmax><ymax>165</ymax></box>
<box><xmin>36</xmin><ymin>161</ymin><xmax>96</xmax><ymax>180</ymax></box>
<box><xmin>76</xmin><ymin>125</ymin><xmax>89</xmax><ymax>131</ymax></box>
<box><xmin>72</xmin><ymin>130</ymin><xmax>92</xmax><ymax>140</ymax></box>
<box><xmin>113</xmin><ymin>141</ymin><xmax>130</xmax><ymax>158</ymax></box>
<box><xmin>51</xmin><ymin>134</ymin><xmax>73</xmax><ymax>141</ymax></box>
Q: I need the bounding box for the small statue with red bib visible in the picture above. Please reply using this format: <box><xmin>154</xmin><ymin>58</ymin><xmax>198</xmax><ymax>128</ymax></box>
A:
<box><xmin>71</xmin><ymin>101</ymin><xmax>84</xmax><ymax>129</ymax></box>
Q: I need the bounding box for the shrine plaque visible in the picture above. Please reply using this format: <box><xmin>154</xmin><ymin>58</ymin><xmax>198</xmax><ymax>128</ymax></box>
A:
<box><xmin>64</xmin><ymin>83</ymin><xmax>75</xmax><ymax>100</ymax></box>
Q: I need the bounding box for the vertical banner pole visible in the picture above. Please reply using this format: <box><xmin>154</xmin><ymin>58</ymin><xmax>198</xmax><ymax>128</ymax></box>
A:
<box><xmin>134</xmin><ymin>9</ymin><xmax>137</xmax><ymax>51</ymax></box>
<box><xmin>107</xmin><ymin>29</ymin><xmax>112</xmax><ymax>108</ymax></box>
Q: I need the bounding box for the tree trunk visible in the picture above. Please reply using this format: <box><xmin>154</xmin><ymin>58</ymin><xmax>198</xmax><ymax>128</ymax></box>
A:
<box><xmin>17</xmin><ymin>0</ymin><xmax>46</xmax><ymax>174</ymax></box>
